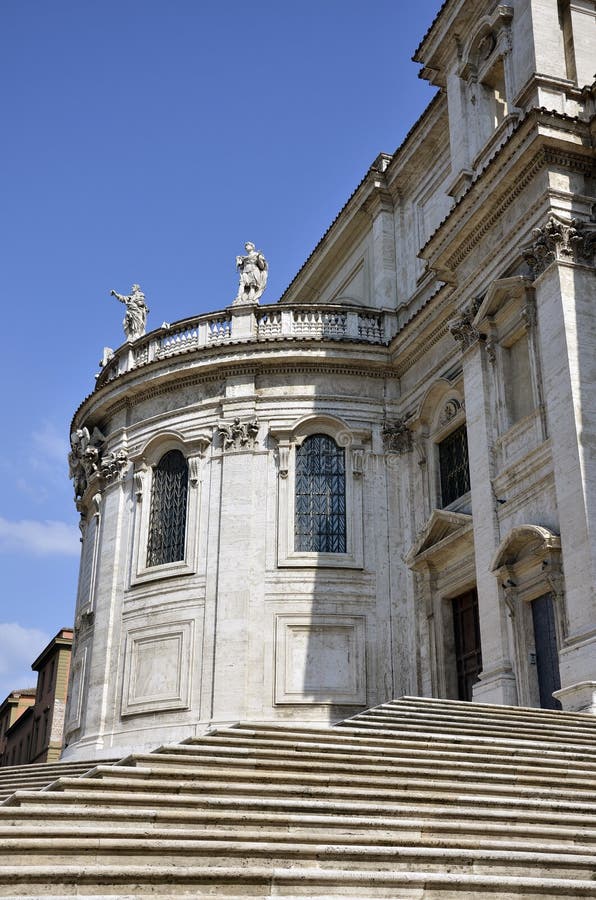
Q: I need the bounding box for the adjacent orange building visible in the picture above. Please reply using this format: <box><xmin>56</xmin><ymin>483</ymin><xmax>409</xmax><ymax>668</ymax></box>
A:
<box><xmin>0</xmin><ymin>628</ymin><xmax>73</xmax><ymax>766</ymax></box>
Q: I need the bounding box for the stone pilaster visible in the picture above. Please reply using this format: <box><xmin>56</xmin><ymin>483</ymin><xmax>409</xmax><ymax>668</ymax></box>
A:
<box><xmin>449</xmin><ymin>313</ymin><xmax>518</xmax><ymax>706</ymax></box>
<box><xmin>210</xmin><ymin>416</ymin><xmax>266</xmax><ymax>724</ymax></box>
<box><xmin>527</xmin><ymin>216</ymin><xmax>596</xmax><ymax>711</ymax></box>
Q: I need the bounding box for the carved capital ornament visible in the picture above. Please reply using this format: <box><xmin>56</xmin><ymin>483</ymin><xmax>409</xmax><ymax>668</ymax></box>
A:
<box><xmin>523</xmin><ymin>216</ymin><xmax>596</xmax><ymax>277</ymax></box>
<box><xmin>447</xmin><ymin>308</ymin><xmax>481</xmax><ymax>352</ymax></box>
<box><xmin>218</xmin><ymin>417</ymin><xmax>260</xmax><ymax>451</ymax></box>
<box><xmin>382</xmin><ymin>419</ymin><xmax>413</xmax><ymax>454</ymax></box>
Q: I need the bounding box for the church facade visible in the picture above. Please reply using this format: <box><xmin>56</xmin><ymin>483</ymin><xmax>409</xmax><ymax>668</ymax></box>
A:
<box><xmin>63</xmin><ymin>0</ymin><xmax>596</xmax><ymax>761</ymax></box>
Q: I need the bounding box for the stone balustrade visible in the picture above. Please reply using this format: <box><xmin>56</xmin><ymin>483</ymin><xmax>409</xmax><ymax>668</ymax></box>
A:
<box><xmin>96</xmin><ymin>303</ymin><xmax>395</xmax><ymax>387</ymax></box>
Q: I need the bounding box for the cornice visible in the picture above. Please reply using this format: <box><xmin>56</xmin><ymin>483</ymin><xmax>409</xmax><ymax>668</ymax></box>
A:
<box><xmin>421</xmin><ymin>111</ymin><xmax>595</xmax><ymax>274</ymax></box>
<box><xmin>75</xmin><ymin>360</ymin><xmax>399</xmax><ymax>432</ymax></box>
<box><xmin>444</xmin><ymin>148</ymin><xmax>547</xmax><ymax>272</ymax></box>
<box><xmin>72</xmin><ymin>338</ymin><xmax>392</xmax><ymax>430</ymax></box>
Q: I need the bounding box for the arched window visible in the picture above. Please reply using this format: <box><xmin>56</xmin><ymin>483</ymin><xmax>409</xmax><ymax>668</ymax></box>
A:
<box><xmin>146</xmin><ymin>450</ymin><xmax>188</xmax><ymax>567</ymax></box>
<box><xmin>295</xmin><ymin>434</ymin><xmax>346</xmax><ymax>553</ymax></box>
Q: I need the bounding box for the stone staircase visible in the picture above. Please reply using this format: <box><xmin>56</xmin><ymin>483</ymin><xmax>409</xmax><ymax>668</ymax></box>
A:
<box><xmin>0</xmin><ymin>758</ymin><xmax>117</xmax><ymax>803</ymax></box>
<box><xmin>0</xmin><ymin>696</ymin><xmax>595</xmax><ymax>897</ymax></box>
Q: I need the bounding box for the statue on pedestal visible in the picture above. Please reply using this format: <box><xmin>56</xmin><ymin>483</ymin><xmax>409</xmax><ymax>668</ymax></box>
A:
<box><xmin>234</xmin><ymin>242</ymin><xmax>268</xmax><ymax>305</ymax></box>
<box><xmin>110</xmin><ymin>284</ymin><xmax>149</xmax><ymax>341</ymax></box>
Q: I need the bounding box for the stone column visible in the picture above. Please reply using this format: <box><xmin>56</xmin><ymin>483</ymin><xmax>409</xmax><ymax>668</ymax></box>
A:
<box><xmin>525</xmin><ymin>215</ymin><xmax>596</xmax><ymax>712</ymax></box>
<box><xmin>449</xmin><ymin>313</ymin><xmax>518</xmax><ymax>706</ymax></box>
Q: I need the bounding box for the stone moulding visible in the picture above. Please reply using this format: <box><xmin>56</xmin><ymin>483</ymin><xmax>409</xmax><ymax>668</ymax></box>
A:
<box><xmin>421</xmin><ymin>127</ymin><xmax>594</xmax><ymax>275</ymax></box>
<box><xmin>72</xmin><ymin>359</ymin><xmax>398</xmax><ymax>442</ymax></box>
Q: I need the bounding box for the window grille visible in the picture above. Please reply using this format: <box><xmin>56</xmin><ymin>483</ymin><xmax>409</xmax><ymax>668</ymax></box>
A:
<box><xmin>439</xmin><ymin>423</ymin><xmax>470</xmax><ymax>507</ymax></box>
<box><xmin>147</xmin><ymin>450</ymin><xmax>188</xmax><ymax>567</ymax></box>
<box><xmin>295</xmin><ymin>434</ymin><xmax>346</xmax><ymax>553</ymax></box>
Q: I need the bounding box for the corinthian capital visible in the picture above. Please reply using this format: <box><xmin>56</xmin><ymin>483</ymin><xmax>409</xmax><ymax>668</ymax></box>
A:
<box><xmin>523</xmin><ymin>215</ymin><xmax>596</xmax><ymax>278</ymax></box>
<box><xmin>382</xmin><ymin>419</ymin><xmax>413</xmax><ymax>454</ymax></box>
<box><xmin>447</xmin><ymin>309</ymin><xmax>480</xmax><ymax>351</ymax></box>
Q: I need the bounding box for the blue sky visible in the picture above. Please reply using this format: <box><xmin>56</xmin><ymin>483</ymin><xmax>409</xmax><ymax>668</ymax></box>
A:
<box><xmin>0</xmin><ymin>1</ymin><xmax>443</xmax><ymax>695</ymax></box>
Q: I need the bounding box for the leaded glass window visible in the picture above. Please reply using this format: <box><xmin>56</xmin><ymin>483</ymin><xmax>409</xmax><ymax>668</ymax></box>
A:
<box><xmin>439</xmin><ymin>423</ymin><xmax>470</xmax><ymax>507</ymax></box>
<box><xmin>147</xmin><ymin>450</ymin><xmax>188</xmax><ymax>567</ymax></box>
<box><xmin>295</xmin><ymin>434</ymin><xmax>346</xmax><ymax>553</ymax></box>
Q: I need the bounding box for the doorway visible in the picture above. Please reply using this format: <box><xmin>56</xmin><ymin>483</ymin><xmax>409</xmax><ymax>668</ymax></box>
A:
<box><xmin>452</xmin><ymin>589</ymin><xmax>482</xmax><ymax>701</ymax></box>
<box><xmin>531</xmin><ymin>594</ymin><xmax>562</xmax><ymax>710</ymax></box>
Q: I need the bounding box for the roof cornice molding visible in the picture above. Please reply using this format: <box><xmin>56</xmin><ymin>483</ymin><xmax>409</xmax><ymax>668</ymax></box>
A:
<box><xmin>419</xmin><ymin>110</ymin><xmax>595</xmax><ymax>275</ymax></box>
<box><xmin>73</xmin><ymin>357</ymin><xmax>397</xmax><ymax>433</ymax></box>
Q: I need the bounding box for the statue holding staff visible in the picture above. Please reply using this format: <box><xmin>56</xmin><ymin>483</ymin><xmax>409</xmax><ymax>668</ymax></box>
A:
<box><xmin>110</xmin><ymin>284</ymin><xmax>149</xmax><ymax>340</ymax></box>
<box><xmin>234</xmin><ymin>242</ymin><xmax>268</xmax><ymax>305</ymax></box>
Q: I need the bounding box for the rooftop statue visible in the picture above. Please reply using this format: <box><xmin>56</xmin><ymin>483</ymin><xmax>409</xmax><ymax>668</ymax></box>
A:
<box><xmin>234</xmin><ymin>242</ymin><xmax>268</xmax><ymax>305</ymax></box>
<box><xmin>110</xmin><ymin>284</ymin><xmax>149</xmax><ymax>341</ymax></box>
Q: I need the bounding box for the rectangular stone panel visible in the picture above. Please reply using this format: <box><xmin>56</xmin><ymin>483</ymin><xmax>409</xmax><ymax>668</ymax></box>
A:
<box><xmin>275</xmin><ymin>614</ymin><xmax>366</xmax><ymax>705</ymax></box>
<box><xmin>64</xmin><ymin>645</ymin><xmax>87</xmax><ymax>735</ymax></box>
<box><xmin>121</xmin><ymin>620</ymin><xmax>193</xmax><ymax>716</ymax></box>
<box><xmin>77</xmin><ymin>516</ymin><xmax>97</xmax><ymax>612</ymax></box>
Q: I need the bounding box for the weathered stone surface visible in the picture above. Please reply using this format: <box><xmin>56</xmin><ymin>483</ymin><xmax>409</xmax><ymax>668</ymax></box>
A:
<box><xmin>2</xmin><ymin>699</ymin><xmax>596</xmax><ymax>896</ymax></box>
<box><xmin>62</xmin><ymin>0</ymin><xmax>596</xmax><ymax>786</ymax></box>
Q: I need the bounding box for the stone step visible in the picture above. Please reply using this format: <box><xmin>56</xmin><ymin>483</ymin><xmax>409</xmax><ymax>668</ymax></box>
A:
<box><xmin>1</xmin><ymin>698</ymin><xmax>595</xmax><ymax>896</ymax></box>
<box><xmin>85</xmin><ymin>756</ymin><xmax>596</xmax><ymax>791</ymax></box>
<box><xmin>0</xmin><ymin>822</ymin><xmax>593</xmax><ymax>852</ymax></box>
<box><xmin>1</xmin><ymin>800</ymin><xmax>593</xmax><ymax>841</ymax></box>
<box><xmin>239</xmin><ymin>711</ymin><xmax>596</xmax><ymax>742</ymax></box>
<box><xmin>240</xmin><ymin>710</ymin><xmax>596</xmax><ymax>738</ymax></box>
<box><xmin>0</xmin><ymin>759</ymin><xmax>114</xmax><ymax>778</ymax></box>
<box><xmin>0</xmin><ymin>760</ymin><xmax>116</xmax><ymax>802</ymax></box>
<box><xmin>0</xmin><ymin>839</ymin><xmax>593</xmax><ymax>879</ymax></box>
<box><xmin>5</xmin><ymin>787</ymin><xmax>595</xmax><ymax>821</ymax></box>
<box><xmin>46</xmin><ymin>768</ymin><xmax>596</xmax><ymax>803</ymax></box>
<box><xmin>363</xmin><ymin>696</ymin><xmax>596</xmax><ymax>728</ymax></box>
<box><xmin>341</xmin><ymin>712</ymin><xmax>596</xmax><ymax>746</ymax></box>
<box><xmin>169</xmin><ymin>728</ymin><xmax>596</xmax><ymax>767</ymax></box>
<box><xmin>132</xmin><ymin>739</ymin><xmax>596</xmax><ymax>773</ymax></box>
<box><xmin>231</xmin><ymin>715</ymin><xmax>596</xmax><ymax>746</ymax></box>
<box><xmin>0</xmin><ymin>864</ymin><xmax>594</xmax><ymax>897</ymax></box>
<box><xmin>388</xmin><ymin>696</ymin><xmax>596</xmax><ymax>728</ymax></box>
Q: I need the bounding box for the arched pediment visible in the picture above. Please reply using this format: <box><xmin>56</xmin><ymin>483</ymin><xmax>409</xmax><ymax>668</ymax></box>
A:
<box><xmin>271</xmin><ymin>414</ymin><xmax>371</xmax><ymax>447</ymax></box>
<box><xmin>491</xmin><ymin>525</ymin><xmax>561</xmax><ymax>571</ymax></box>
<box><xmin>133</xmin><ymin>429</ymin><xmax>212</xmax><ymax>465</ymax></box>
<box><xmin>415</xmin><ymin>378</ymin><xmax>455</xmax><ymax>429</ymax></box>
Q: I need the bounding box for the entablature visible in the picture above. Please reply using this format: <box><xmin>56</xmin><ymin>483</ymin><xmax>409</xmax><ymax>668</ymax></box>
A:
<box><xmin>419</xmin><ymin>109</ymin><xmax>594</xmax><ymax>279</ymax></box>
